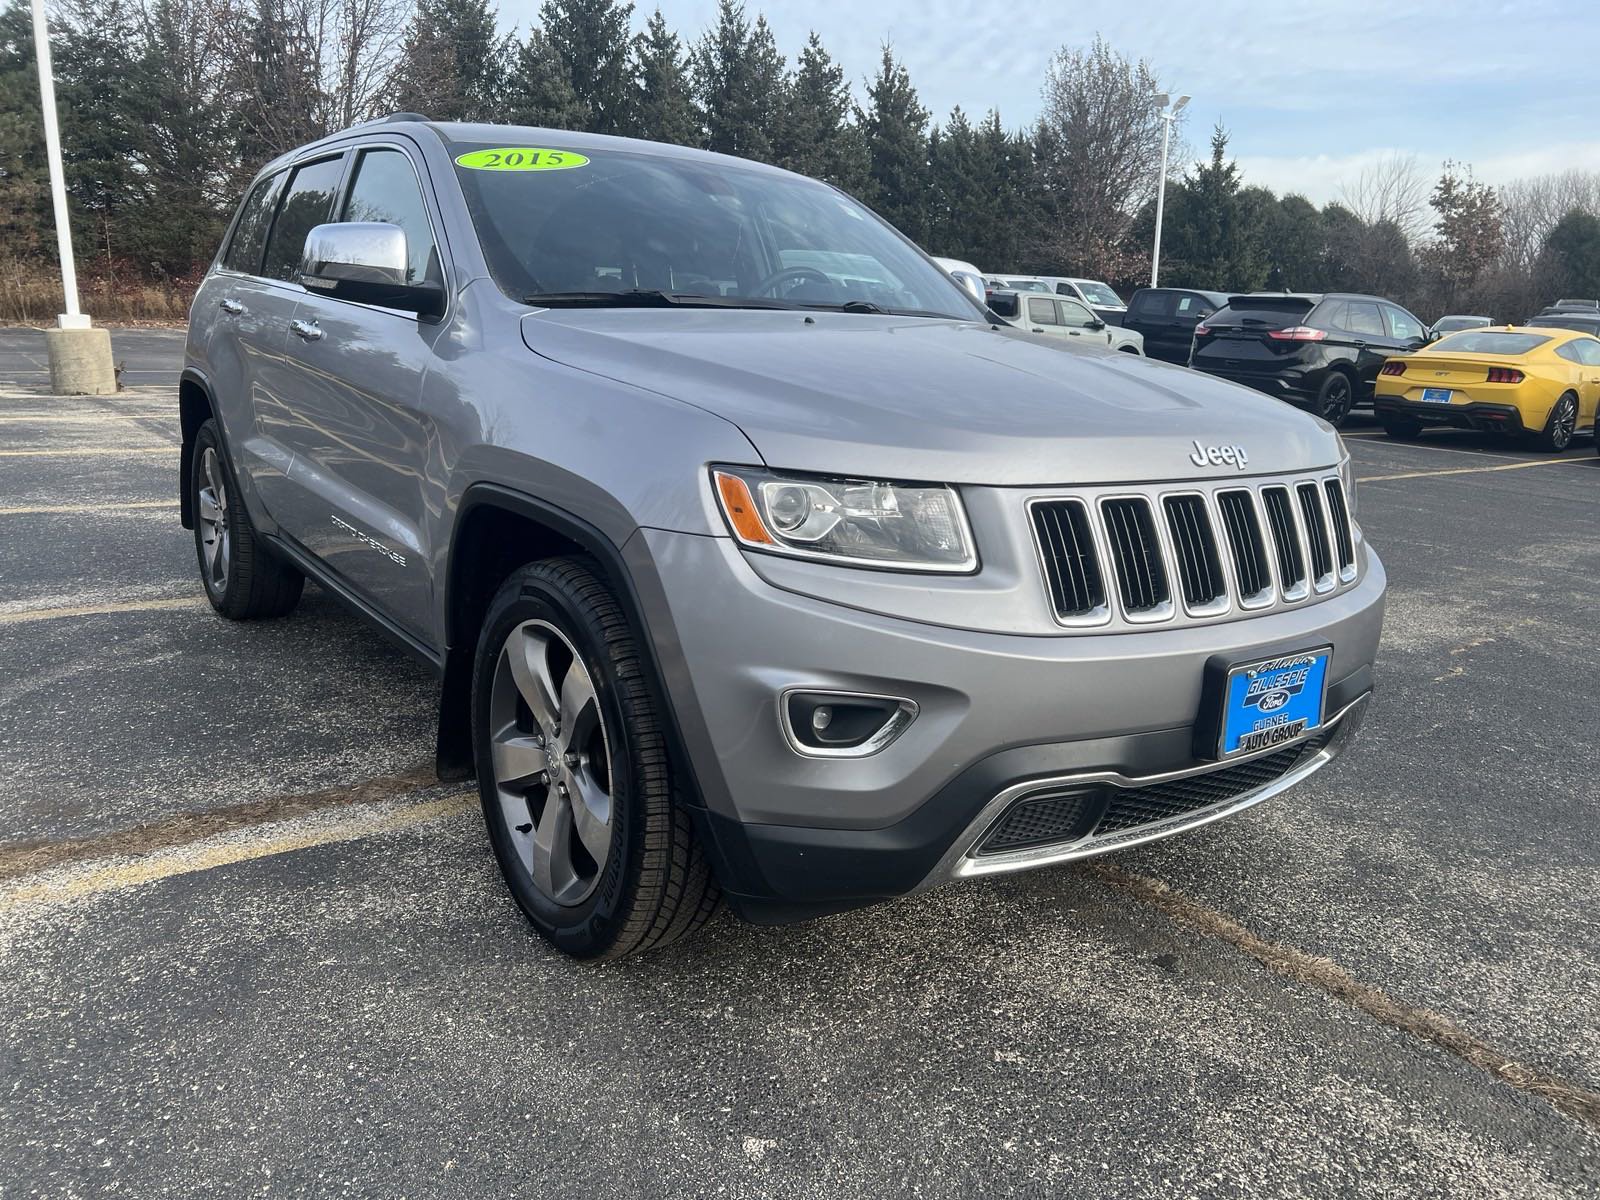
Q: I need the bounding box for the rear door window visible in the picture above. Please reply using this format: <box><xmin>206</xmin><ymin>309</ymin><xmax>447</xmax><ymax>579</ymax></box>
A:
<box><xmin>223</xmin><ymin>173</ymin><xmax>285</xmax><ymax>275</ymax></box>
<box><xmin>262</xmin><ymin>155</ymin><xmax>347</xmax><ymax>282</ymax></box>
<box><xmin>1027</xmin><ymin>297</ymin><xmax>1059</xmax><ymax>325</ymax></box>
<box><xmin>1131</xmin><ymin>291</ymin><xmax>1175</xmax><ymax>318</ymax></box>
<box><xmin>1343</xmin><ymin>301</ymin><xmax>1386</xmax><ymax>337</ymax></box>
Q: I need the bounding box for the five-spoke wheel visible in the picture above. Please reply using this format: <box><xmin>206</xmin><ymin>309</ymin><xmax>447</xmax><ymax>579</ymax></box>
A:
<box><xmin>488</xmin><ymin>620</ymin><xmax>614</xmax><ymax>907</ymax></box>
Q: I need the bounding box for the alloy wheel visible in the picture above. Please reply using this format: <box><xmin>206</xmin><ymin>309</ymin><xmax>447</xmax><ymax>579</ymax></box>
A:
<box><xmin>1323</xmin><ymin>376</ymin><xmax>1352</xmax><ymax>424</ymax></box>
<box><xmin>488</xmin><ymin>619</ymin><xmax>614</xmax><ymax>906</ymax></box>
<box><xmin>196</xmin><ymin>446</ymin><xmax>231</xmax><ymax>594</ymax></box>
<box><xmin>1551</xmin><ymin>397</ymin><xmax>1577</xmax><ymax>450</ymax></box>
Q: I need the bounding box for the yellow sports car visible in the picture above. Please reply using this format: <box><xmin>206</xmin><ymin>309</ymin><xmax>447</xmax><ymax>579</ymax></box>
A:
<box><xmin>1374</xmin><ymin>326</ymin><xmax>1600</xmax><ymax>451</ymax></box>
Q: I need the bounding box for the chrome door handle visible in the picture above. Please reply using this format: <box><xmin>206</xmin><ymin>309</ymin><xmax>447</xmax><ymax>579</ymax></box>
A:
<box><xmin>289</xmin><ymin>319</ymin><xmax>323</xmax><ymax>342</ymax></box>
<box><xmin>220</xmin><ymin>298</ymin><xmax>245</xmax><ymax>314</ymax></box>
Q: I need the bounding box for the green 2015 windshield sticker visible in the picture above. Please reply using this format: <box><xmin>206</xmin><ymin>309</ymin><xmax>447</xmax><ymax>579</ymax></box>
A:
<box><xmin>454</xmin><ymin>147</ymin><xmax>589</xmax><ymax>171</ymax></box>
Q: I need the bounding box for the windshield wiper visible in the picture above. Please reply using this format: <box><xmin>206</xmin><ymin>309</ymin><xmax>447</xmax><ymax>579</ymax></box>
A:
<box><xmin>805</xmin><ymin>299</ymin><xmax>963</xmax><ymax>319</ymax></box>
<box><xmin>523</xmin><ymin>289</ymin><xmax>800</xmax><ymax>311</ymax></box>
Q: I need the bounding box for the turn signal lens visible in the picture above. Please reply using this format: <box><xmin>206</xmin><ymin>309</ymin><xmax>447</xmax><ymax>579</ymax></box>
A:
<box><xmin>713</xmin><ymin>471</ymin><xmax>774</xmax><ymax>545</ymax></box>
<box><xmin>1486</xmin><ymin>367</ymin><xmax>1524</xmax><ymax>383</ymax></box>
<box><xmin>1379</xmin><ymin>361</ymin><xmax>1406</xmax><ymax>376</ymax></box>
<box><xmin>1266</xmin><ymin>325</ymin><xmax>1327</xmax><ymax>341</ymax></box>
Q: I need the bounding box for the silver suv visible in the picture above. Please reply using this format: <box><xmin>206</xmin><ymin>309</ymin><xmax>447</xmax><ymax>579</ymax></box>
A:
<box><xmin>180</xmin><ymin>117</ymin><xmax>1385</xmax><ymax>959</ymax></box>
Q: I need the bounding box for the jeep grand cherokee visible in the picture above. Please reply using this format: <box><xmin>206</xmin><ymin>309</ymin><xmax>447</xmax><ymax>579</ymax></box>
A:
<box><xmin>179</xmin><ymin>116</ymin><xmax>1385</xmax><ymax>959</ymax></box>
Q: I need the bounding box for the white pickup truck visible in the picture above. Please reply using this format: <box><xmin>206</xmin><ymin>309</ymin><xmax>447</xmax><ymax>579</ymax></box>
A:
<box><xmin>988</xmin><ymin>290</ymin><xmax>1145</xmax><ymax>354</ymax></box>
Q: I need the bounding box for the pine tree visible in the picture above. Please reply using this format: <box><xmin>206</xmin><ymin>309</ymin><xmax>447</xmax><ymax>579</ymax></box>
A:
<box><xmin>630</xmin><ymin>8</ymin><xmax>697</xmax><ymax>146</ymax></box>
<box><xmin>538</xmin><ymin>0</ymin><xmax>632</xmax><ymax>135</ymax></box>
<box><xmin>508</xmin><ymin>26</ymin><xmax>587</xmax><ymax>128</ymax></box>
<box><xmin>390</xmin><ymin>0</ymin><xmax>510</xmax><ymax>122</ymax></box>
<box><xmin>0</xmin><ymin>0</ymin><xmax>48</xmax><ymax>259</ymax></box>
<box><xmin>693</xmin><ymin>0</ymin><xmax>782</xmax><ymax>162</ymax></box>
<box><xmin>774</xmin><ymin>31</ymin><xmax>866</xmax><ymax>191</ymax></box>
<box><xmin>858</xmin><ymin>45</ymin><xmax>929</xmax><ymax>241</ymax></box>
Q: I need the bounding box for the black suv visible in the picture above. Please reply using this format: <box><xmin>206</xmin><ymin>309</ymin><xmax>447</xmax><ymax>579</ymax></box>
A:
<box><xmin>1189</xmin><ymin>292</ymin><xmax>1428</xmax><ymax>426</ymax></box>
<box><xmin>1123</xmin><ymin>287</ymin><xmax>1228</xmax><ymax>364</ymax></box>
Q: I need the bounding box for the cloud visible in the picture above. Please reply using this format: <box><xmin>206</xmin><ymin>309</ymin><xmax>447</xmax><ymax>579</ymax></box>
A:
<box><xmin>1236</xmin><ymin>142</ymin><xmax>1600</xmax><ymax>207</ymax></box>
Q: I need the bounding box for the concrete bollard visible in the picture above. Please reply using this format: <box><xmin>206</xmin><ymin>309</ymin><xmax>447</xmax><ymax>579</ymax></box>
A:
<box><xmin>44</xmin><ymin>325</ymin><xmax>117</xmax><ymax>395</ymax></box>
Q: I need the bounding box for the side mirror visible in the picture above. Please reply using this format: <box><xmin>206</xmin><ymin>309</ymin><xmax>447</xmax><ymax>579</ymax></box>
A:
<box><xmin>1087</xmin><ymin>318</ymin><xmax>1106</xmax><ymax>331</ymax></box>
<box><xmin>300</xmin><ymin>222</ymin><xmax>445</xmax><ymax>318</ymax></box>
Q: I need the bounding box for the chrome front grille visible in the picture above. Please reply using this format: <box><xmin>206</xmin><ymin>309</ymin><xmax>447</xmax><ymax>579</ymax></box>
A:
<box><xmin>1029</xmin><ymin>472</ymin><xmax>1358</xmax><ymax>629</ymax></box>
<box><xmin>1030</xmin><ymin>500</ymin><xmax>1107</xmax><ymax>622</ymax></box>
<box><xmin>1162</xmin><ymin>494</ymin><xmax>1227</xmax><ymax>612</ymax></box>
<box><xmin>1101</xmin><ymin>497</ymin><xmax>1170</xmax><ymax>617</ymax></box>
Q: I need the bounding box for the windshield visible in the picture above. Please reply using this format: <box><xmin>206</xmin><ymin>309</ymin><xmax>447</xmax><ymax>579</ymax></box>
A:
<box><xmin>1431</xmin><ymin>331</ymin><xmax>1550</xmax><ymax>355</ymax></box>
<box><xmin>449</xmin><ymin>141</ymin><xmax>982</xmax><ymax>319</ymax></box>
<box><xmin>1075</xmin><ymin>280</ymin><xmax>1123</xmax><ymax>306</ymax></box>
<box><xmin>1433</xmin><ymin>317</ymin><xmax>1489</xmax><ymax>332</ymax></box>
<box><xmin>1002</xmin><ymin>278</ymin><xmax>1051</xmax><ymax>292</ymax></box>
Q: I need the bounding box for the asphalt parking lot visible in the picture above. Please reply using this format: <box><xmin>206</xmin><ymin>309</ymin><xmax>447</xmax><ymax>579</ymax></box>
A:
<box><xmin>2</xmin><ymin>325</ymin><xmax>1598</xmax><ymax>1197</ymax></box>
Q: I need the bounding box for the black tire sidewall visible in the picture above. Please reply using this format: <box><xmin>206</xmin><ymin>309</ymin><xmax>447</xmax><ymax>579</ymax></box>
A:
<box><xmin>1545</xmin><ymin>395</ymin><xmax>1577</xmax><ymax>451</ymax></box>
<box><xmin>471</xmin><ymin>568</ymin><xmax>637</xmax><ymax>957</ymax></box>
<box><xmin>1316</xmin><ymin>373</ymin><xmax>1354</xmax><ymax>426</ymax></box>
<box><xmin>191</xmin><ymin>421</ymin><xmax>237</xmax><ymax>609</ymax></box>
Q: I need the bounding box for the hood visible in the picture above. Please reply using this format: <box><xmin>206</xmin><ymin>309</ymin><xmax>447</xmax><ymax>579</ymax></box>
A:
<box><xmin>521</xmin><ymin>310</ymin><xmax>1340</xmax><ymax>485</ymax></box>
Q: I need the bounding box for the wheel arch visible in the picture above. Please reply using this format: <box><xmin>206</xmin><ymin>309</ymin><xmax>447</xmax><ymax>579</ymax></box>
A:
<box><xmin>177</xmin><ymin>368</ymin><xmax>217</xmax><ymax>529</ymax></box>
<box><xmin>435</xmin><ymin>485</ymin><xmax>691</xmax><ymax>798</ymax></box>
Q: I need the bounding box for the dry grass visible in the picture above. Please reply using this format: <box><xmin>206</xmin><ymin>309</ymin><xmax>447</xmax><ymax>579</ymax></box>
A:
<box><xmin>0</xmin><ymin>257</ymin><xmax>198</xmax><ymax>324</ymax></box>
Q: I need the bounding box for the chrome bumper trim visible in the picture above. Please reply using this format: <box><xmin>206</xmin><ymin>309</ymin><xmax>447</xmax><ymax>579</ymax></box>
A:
<box><xmin>919</xmin><ymin>692</ymin><xmax>1370</xmax><ymax>889</ymax></box>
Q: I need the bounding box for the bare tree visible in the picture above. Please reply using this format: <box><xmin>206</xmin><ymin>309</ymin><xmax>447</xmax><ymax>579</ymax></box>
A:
<box><xmin>1031</xmin><ymin>35</ymin><xmax>1177</xmax><ymax>277</ymax></box>
<box><xmin>1499</xmin><ymin>169</ymin><xmax>1600</xmax><ymax>270</ymax></box>
<box><xmin>1338</xmin><ymin>152</ymin><xmax>1429</xmax><ymax>243</ymax></box>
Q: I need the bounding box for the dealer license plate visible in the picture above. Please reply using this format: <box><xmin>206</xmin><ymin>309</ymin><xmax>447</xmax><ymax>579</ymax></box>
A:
<box><xmin>1218</xmin><ymin>649</ymin><xmax>1331</xmax><ymax>757</ymax></box>
<box><xmin>1420</xmin><ymin>387</ymin><xmax>1453</xmax><ymax>404</ymax></box>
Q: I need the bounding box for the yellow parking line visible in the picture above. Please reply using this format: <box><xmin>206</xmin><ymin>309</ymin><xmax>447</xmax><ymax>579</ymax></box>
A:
<box><xmin>1341</xmin><ymin>435</ymin><xmax>1524</xmax><ymax>461</ymax></box>
<box><xmin>0</xmin><ymin>596</ymin><xmax>202</xmax><ymax>625</ymax></box>
<box><xmin>0</xmin><ymin>413</ymin><xmax>172</xmax><ymax>424</ymax></box>
<box><xmin>1358</xmin><ymin>457</ymin><xmax>1594</xmax><ymax>483</ymax></box>
<box><xmin>0</xmin><ymin>446</ymin><xmax>174</xmax><ymax>458</ymax></box>
<box><xmin>0</xmin><ymin>795</ymin><xmax>473</xmax><ymax>913</ymax></box>
<box><xmin>0</xmin><ymin>500</ymin><xmax>177</xmax><ymax>516</ymax></box>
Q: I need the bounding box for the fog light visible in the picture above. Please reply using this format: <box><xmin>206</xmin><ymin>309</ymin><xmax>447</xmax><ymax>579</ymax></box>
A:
<box><xmin>780</xmin><ymin>690</ymin><xmax>918</xmax><ymax>758</ymax></box>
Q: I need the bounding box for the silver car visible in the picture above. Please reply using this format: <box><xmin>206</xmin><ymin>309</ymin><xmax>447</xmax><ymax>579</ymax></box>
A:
<box><xmin>180</xmin><ymin>118</ymin><xmax>1385</xmax><ymax>959</ymax></box>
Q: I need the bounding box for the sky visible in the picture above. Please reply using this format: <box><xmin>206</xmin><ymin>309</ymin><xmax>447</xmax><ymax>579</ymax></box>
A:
<box><xmin>496</xmin><ymin>0</ymin><xmax>1600</xmax><ymax>205</ymax></box>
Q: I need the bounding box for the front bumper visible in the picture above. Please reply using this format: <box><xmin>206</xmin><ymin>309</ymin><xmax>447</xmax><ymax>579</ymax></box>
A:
<box><xmin>625</xmin><ymin>529</ymin><xmax>1386</xmax><ymax>923</ymax></box>
<box><xmin>1374</xmin><ymin>394</ymin><xmax>1529</xmax><ymax>434</ymax></box>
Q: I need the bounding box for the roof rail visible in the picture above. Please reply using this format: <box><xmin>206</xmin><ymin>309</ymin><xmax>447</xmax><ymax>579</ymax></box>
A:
<box><xmin>380</xmin><ymin>111</ymin><xmax>431</xmax><ymax>124</ymax></box>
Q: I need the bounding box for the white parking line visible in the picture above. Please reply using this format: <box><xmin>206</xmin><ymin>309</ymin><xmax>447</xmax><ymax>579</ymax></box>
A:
<box><xmin>1341</xmin><ymin>434</ymin><xmax>1526</xmax><ymax>461</ymax></box>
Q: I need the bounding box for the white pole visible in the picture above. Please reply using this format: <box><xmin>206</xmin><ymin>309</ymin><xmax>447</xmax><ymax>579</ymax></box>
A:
<box><xmin>1151</xmin><ymin>111</ymin><xmax>1171</xmax><ymax>290</ymax></box>
<box><xmin>29</xmin><ymin>0</ymin><xmax>88</xmax><ymax>329</ymax></box>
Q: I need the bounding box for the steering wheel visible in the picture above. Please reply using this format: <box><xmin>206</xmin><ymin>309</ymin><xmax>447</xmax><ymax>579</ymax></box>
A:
<box><xmin>752</xmin><ymin>266</ymin><xmax>836</xmax><ymax>299</ymax></box>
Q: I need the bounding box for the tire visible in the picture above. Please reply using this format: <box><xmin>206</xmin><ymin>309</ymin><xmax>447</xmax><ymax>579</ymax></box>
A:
<box><xmin>471</xmin><ymin>556</ymin><xmax>719</xmax><ymax>959</ymax></box>
<box><xmin>1382</xmin><ymin>417</ymin><xmax>1424</xmax><ymax>440</ymax></box>
<box><xmin>1536</xmin><ymin>393</ymin><xmax>1579</xmax><ymax>452</ymax></box>
<box><xmin>1311</xmin><ymin>372</ymin><xmax>1355</xmax><ymax>427</ymax></box>
<box><xmin>191</xmin><ymin>419</ymin><xmax>304</xmax><ymax>620</ymax></box>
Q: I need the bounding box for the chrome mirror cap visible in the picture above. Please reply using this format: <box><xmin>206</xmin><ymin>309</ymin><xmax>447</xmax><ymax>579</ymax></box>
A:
<box><xmin>300</xmin><ymin>222</ymin><xmax>409</xmax><ymax>288</ymax></box>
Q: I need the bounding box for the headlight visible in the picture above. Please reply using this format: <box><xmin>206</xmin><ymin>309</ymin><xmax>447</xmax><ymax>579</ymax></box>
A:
<box><xmin>1337</xmin><ymin>445</ymin><xmax>1357</xmax><ymax>515</ymax></box>
<box><xmin>712</xmin><ymin>467</ymin><xmax>977</xmax><ymax>572</ymax></box>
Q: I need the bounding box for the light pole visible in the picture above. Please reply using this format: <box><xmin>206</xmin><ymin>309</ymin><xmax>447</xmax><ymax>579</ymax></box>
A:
<box><xmin>29</xmin><ymin>0</ymin><xmax>116</xmax><ymax>393</ymax></box>
<box><xmin>1150</xmin><ymin>92</ymin><xmax>1189</xmax><ymax>290</ymax></box>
